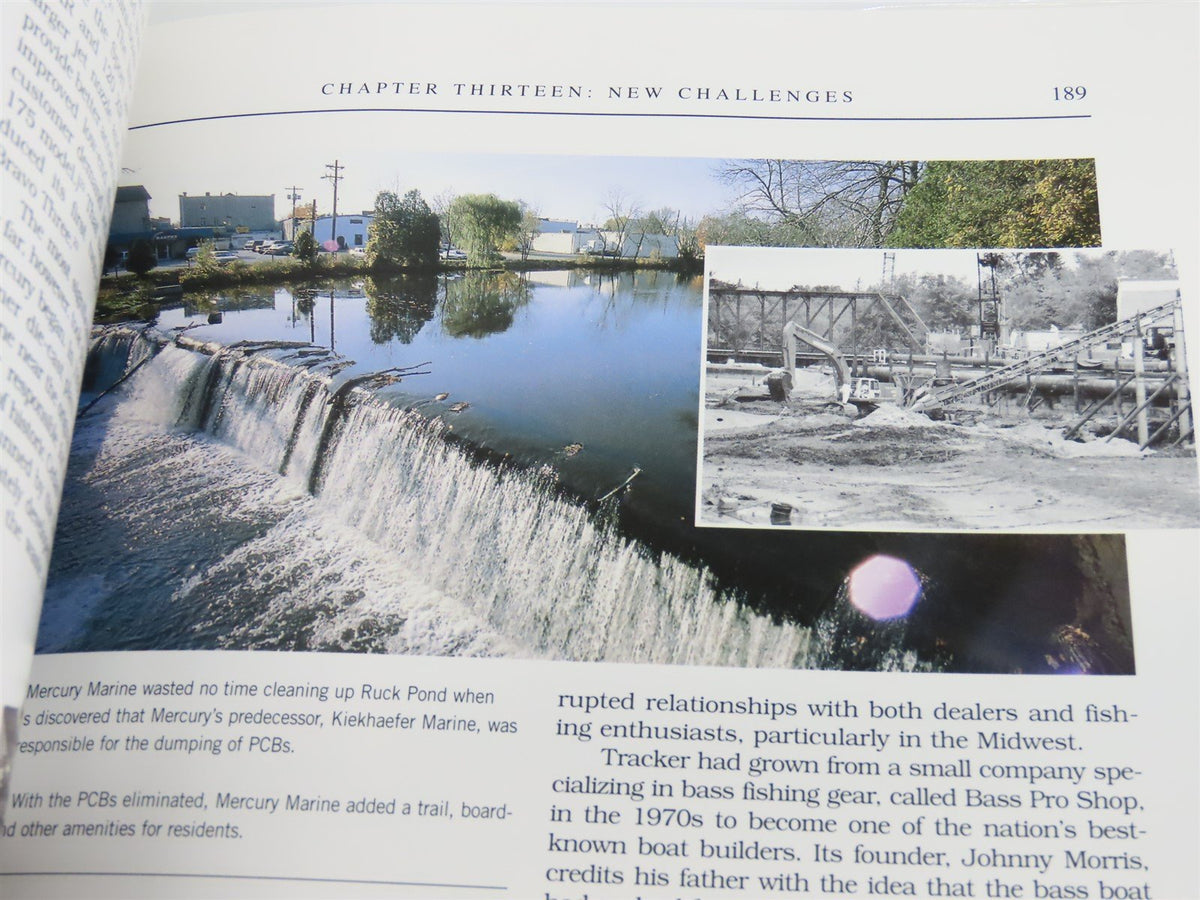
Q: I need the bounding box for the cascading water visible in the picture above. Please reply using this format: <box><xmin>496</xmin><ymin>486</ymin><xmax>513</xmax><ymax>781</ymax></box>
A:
<box><xmin>45</xmin><ymin>326</ymin><xmax>936</xmax><ymax>670</ymax></box>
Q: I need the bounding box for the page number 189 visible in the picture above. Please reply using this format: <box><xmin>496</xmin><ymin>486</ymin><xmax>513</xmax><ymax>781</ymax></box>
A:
<box><xmin>1053</xmin><ymin>86</ymin><xmax>1087</xmax><ymax>100</ymax></box>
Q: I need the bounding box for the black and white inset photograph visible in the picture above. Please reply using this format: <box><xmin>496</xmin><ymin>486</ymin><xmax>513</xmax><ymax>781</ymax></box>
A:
<box><xmin>698</xmin><ymin>247</ymin><xmax>1199</xmax><ymax>532</ymax></box>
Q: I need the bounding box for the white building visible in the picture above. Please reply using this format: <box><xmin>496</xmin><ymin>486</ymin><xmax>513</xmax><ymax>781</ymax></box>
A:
<box><xmin>1116</xmin><ymin>279</ymin><xmax>1180</xmax><ymax>320</ymax></box>
<box><xmin>602</xmin><ymin>231</ymin><xmax>678</xmax><ymax>259</ymax></box>
<box><xmin>530</xmin><ymin>219</ymin><xmax>678</xmax><ymax>259</ymax></box>
<box><xmin>531</xmin><ymin>230</ymin><xmax>588</xmax><ymax>255</ymax></box>
<box><xmin>307</xmin><ymin>213</ymin><xmax>374</xmax><ymax>249</ymax></box>
<box><xmin>536</xmin><ymin>218</ymin><xmax>581</xmax><ymax>234</ymax></box>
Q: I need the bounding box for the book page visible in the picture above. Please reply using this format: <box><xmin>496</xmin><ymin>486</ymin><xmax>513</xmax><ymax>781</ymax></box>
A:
<box><xmin>0</xmin><ymin>0</ymin><xmax>145</xmax><ymax>775</ymax></box>
<box><xmin>1</xmin><ymin>2</ymin><xmax>1197</xmax><ymax>898</ymax></box>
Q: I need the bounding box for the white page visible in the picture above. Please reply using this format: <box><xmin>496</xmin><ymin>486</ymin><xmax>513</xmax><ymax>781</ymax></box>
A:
<box><xmin>0</xmin><ymin>0</ymin><xmax>145</xmax><ymax>772</ymax></box>
<box><xmin>1</xmin><ymin>2</ymin><xmax>1197</xmax><ymax>898</ymax></box>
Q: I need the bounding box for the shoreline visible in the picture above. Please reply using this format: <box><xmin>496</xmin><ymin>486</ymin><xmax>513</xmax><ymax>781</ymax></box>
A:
<box><xmin>95</xmin><ymin>256</ymin><xmax>704</xmax><ymax>321</ymax></box>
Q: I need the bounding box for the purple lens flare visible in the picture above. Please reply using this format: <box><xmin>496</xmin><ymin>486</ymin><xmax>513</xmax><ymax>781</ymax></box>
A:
<box><xmin>847</xmin><ymin>555</ymin><xmax>922</xmax><ymax>620</ymax></box>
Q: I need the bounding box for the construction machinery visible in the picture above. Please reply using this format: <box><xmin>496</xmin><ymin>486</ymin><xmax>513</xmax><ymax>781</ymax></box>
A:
<box><xmin>908</xmin><ymin>293</ymin><xmax>1192</xmax><ymax>449</ymax></box>
<box><xmin>780</xmin><ymin>320</ymin><xmax>881</xmax><ymax>405</ymax></box>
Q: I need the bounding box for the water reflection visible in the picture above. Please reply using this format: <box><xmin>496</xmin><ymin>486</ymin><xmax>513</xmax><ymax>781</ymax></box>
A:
<box><xmin>183</xmin><ymin>288</ymin><xmax>276</xmax><ymax>318</ymax></box>
<box><xmin>155</xmin><ymin>269</ymin><xmax>704</xmax><ymax>515</ymax></box>
<box><xmin>82</xmin><ymin>270</ymin><xmax>1134</xmax><ymax>673</ymax></box>
<box><xmin>294</xmin><ymin>289</ymin><xmax>317</xmax><ymax>343</ymax></box>
<box><xmin>440</xmin><ymin>270</ymin><xmax>532</xmax><ymax>339</ymax></box>
<box><xmin>294</xmin><ymin>289</ymin><xmax>317</xmax><ymax>317</ymax></box>
<box><xmin>364</xmin><ymin>274</ymin><xmax>438</xmax><ymax>344</ymax></box>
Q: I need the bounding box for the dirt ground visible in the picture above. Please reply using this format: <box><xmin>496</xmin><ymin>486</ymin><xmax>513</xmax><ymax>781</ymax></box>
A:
<box><xmin>698</xmin><ymin>367</ymin><xmax>1200</xmax><ymax>532</ymax></box>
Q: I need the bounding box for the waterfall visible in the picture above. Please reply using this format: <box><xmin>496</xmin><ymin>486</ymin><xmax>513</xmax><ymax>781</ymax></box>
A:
<box><xmin>61</xmin><ymin>328</ymin><xmax>936</xmax><ymax>671</ymax></box>
<box><xmin>82</xmin><ymin>326</ymin><xmax>158</xmax><ymax>393</ymax></box>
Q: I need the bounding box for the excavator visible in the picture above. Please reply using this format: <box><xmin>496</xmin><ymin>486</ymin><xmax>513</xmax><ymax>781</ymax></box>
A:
<box><xmin>768</xmin><ymin>320</ymin><xmax>880</xmax><ymax>405</ymax></box>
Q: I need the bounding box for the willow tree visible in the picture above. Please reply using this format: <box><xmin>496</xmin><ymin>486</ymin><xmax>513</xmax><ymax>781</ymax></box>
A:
<box><xmin>441</xmin><ymin>271</ymin><xmax>531</xmax><ymax>338</ymax></box>
<box><xmin>448</xmin><ymin>194</ymin><xmax>522</xmax><ymax>262</ymax></box>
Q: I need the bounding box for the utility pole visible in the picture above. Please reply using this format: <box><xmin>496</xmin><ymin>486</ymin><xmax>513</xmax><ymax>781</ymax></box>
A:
<box><xmin>323</xmin><ymin>160</ymin><xmax>343</xmax><ymax>252</ymax></box>
<box><xmin>286</xmin><ymin>185</ymin><xmax>303</xmax><ymax>240</ymax></box>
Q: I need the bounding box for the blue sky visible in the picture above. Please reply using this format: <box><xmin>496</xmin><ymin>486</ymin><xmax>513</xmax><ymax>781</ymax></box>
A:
<box><xmin>121</xmin><ymin>123</ymin><xmax>741</xmax><ymax>226</ymax></box>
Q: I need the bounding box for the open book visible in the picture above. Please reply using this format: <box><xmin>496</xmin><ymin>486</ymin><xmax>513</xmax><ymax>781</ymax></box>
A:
<box><xmin>2</xmin><ymin>2</ymin><xmax>1197</xmax><ymax>897</ymax></box>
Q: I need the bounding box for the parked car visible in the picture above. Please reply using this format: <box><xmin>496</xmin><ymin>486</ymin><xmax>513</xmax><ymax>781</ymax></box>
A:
<box><xmin>267</xmin><ymin>241</ymin><xmax>294</xmax><ymax>256</ymax></box>
<box><xmin>439</xmin><ymin>247</ymin><xmax>467</xmax><ymax>260</ymax></box>
<box><xmin>349</xmin><ymin>246</ymin><xmax>367</xmax><ymax>257</ymax></box>
<box><xmin>214</xmin><ymin>251</ymin><xmax>240</xmax><ymax>265</ymax></box>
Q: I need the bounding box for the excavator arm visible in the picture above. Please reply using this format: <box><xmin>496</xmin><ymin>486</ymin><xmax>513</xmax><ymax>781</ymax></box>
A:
<box><xmin>782</xmin><ymin>320</ymin><xmax>850</xmax><ymax>391</ymax></box>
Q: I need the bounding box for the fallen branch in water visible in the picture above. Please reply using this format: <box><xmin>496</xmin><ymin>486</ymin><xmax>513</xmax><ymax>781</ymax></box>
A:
<box><xmin>77</xmin><ymin>356</ymin><xmax>152</xmax><ymax>417</ymax></box>
<box><xmin>336</xmin><ymin>362</ymin><xmax>434</xmax><ymax>394</ymax></box>
<box><xmin>170</xmin><ymin>323</ymin><xmax>206</xmax><ymax>344</ymax></box>
<box><xmin>223</xmin><ymin>339</ymin><xmax>313</xmax><ymax>352</ymax></box>
<box><xmin>597</xmin><ymin>467</ymin><xmax>642</xmax><ymax>502</ymax></box>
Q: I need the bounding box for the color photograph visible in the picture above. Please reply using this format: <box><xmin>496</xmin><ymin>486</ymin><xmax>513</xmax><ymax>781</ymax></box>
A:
<box><xmin>41</xmin><ymin>148</ymin><xmax>1136</xmax><ymax>675</ymax></box>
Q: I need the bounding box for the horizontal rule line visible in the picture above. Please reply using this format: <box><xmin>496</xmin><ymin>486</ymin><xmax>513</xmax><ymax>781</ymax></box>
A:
<box><xmin>129</xmin><ymin>107</ymin><xmax>1092</xmax><ymax>130</ymax></box>
<box><xmin>1</xmin><ymin>871</ymin><xmax>507</xmax><ymax>890</ymax></box>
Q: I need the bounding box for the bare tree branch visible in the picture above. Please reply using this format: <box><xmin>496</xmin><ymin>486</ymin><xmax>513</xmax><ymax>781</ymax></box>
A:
<box><xmin>718</xmin><ymin>159</ymin><xmax>924</xmax><ymax>247</ymax></box>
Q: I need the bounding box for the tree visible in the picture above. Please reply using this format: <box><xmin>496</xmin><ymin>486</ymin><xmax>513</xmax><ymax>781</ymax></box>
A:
<box><xmin>192</xmin><ymin>241</ymin><xmax>219</xmax><ymax>276</ymax></box>
<box><xmin>1062</xmin><ymin>253</ymin><xmax>1117</xmax><ymax>330</ymax></box>
<box><xmin>429</xmin><ymin>189</ymin><xmax>457</xmax><ymax>252</ymax></box>
<box><xmin>448</xmin><ymin>194</ymin><xmax>522</xmax><ymax>262</ymax></box>
<box><xmin>886</xmin><ymin>159</ymin><xmax>1101</xmax><ymax>248</ymax></box>
<box><xmin>293</xmin><ymin>230</ymin><xmax>318</xmax><ymax>264</ymax></box>
<box><xmin>601</xmin><ymin>189</ymin><xmax>642</xmax><ymax>258</ymax></box>
<box><xmin>981</xmin><ymin>252</ymin><xmax>1067</xmax><ymax>330</ymax></box>
<box><xmin>697</xmin><ymin>211</ymin><xmax>777</xmax><ymax>249</ymax></box>
<box><xmin>515</xmin><ymin>202</ymin><xmax>541</xmax><ymax>260</ymax></box>
<box><xmin>718</xmin><ymin>160</ymin><xmax>923</xmax><ymax>247</ymax></box>
<box><xmin>635</xmin><ymin>206</ymin><xmax>700</xmax><ymax>264</ymax></box>
<box><xmin>364</xmin><ymin>275</ymin><xmax>438</xmax><ymax>344</ymax></box>
<box><xmin>366</xmin><ymin>189</ymin><xmax>441</xmax><ymax>268</ymax></box>
<box><xmin>905</xmin><ymin>274</ymin><xmax>975</xmax><ymax>330</ymax></box>
<box><xmin>291</xmin><ymin>202</ymin><xmax>315</xmax><ymax>224</ymax></box>
<box><xmin>441</xmin><ymin>271</ymin><xmax>531</xmax><ymax>338</ymax></box>
<box><xmin>637</xmin><ymin>207</ymin><xmax>679</xmax><ymax>236</ymax></box>
<box><xmin>674</xmin><ymin>217</ymin><xmax>700</xmax><ymax>266</ymax></box>
<box><xmin>126</xmin><ymin>238</ymin><xmax>157</xmax><ymax>276</ymax></box>
<box><xmin>1116</xmin><ymin>250</ymin><xmax>1176</xmax><ymax>281</ymax></box>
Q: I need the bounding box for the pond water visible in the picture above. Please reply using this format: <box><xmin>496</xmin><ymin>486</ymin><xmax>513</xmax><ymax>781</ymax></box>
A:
<box><xmin>157</xmin><ymin>270</ymin><xmax>702</xmax><ymax>520</ymax></box>
<box><xmin>40</xmin><ymin>269</ymin><xmax>1133</xmax><ymax>673</ymax></box>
